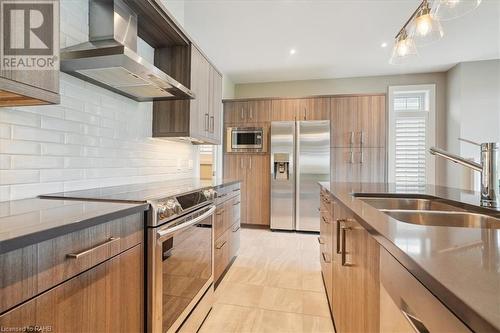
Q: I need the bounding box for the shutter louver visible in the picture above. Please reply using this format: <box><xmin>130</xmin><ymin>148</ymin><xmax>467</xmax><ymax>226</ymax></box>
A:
<box><xmin>394</xmin><ymin>116</ymin><xmax>427</xmax><ymax>190</ymax></box>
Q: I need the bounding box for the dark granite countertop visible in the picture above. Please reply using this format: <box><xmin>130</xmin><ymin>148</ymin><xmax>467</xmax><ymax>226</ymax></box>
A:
<box><xmin>319</xmin><ymin>182</ymin><xmax>500</xmax><ymax>333</ymax></box>
<box><xmin>0</xmin><ymin>198</ymin><xmax>148</xmax><ymax>255</ymax></box>
<box><xmin>41</xmin><ymin>178</ymin><xmax>241</xmax><ymax>203</ymax></box>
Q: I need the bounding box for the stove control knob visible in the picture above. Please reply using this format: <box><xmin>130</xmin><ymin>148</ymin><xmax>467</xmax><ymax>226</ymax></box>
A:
<box><xmin>204</xmin><ymin>189</ymin><xmax>215</xmax><ymax>200</ymax></box>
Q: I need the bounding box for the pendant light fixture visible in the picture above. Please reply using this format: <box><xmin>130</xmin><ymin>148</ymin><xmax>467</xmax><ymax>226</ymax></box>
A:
<box><xmin>411</xmin><ymin>0</ymin><xmax>444</xmax><ymax>45</ymax></box>
<box><xmin>431</xmin><ymin>0</ymin><xmax>482</xmax><ymax>21</ymax></box>
<box><xmin>389</xmin><ymin>0</ymin><xmax>481</xmax><ymax>64</ymax></box>
<box><xmin>390</xmin><ymin>29</ymin><xmax>418</xmax><ymax>64</ymax></box>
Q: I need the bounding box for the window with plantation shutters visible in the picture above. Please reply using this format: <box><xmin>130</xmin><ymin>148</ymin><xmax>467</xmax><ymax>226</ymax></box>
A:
<box><xmin>389</xmin><ymin>85</ymin><xmax>436</xmax><ymax>188</ymax></box>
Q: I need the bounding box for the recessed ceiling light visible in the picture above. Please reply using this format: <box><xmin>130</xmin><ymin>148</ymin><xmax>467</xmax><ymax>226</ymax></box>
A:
<box><xmin>289</xmin><ymin>49</ymin><xmax>296</xmax><ymax>55</ymax></box>
<box><xmin>381</xmin><ymin>42</ymin><xmax>388</xmax><ymax>48</ymax></box>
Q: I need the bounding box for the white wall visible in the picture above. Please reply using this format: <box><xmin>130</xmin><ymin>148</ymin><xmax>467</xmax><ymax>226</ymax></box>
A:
<box><xmin>162</xmin><ymin>0</ymin><xmax>185</xmax><ymax>26</ymax></box>
<box><xmin>445</xmin><ymin>59</ymin><xmax>500</xmax><ymax>190</ymax></box>
<box><xmin>0</xmin><ymin>0</ymin><xmax>198</xmax><ymax>201</ymax></box>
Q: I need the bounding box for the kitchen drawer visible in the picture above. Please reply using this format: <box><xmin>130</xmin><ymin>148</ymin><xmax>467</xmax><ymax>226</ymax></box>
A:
<box><xmin>0</xmin><ymin>244</ymin><xmax>143</xmax><ymax>332</ymax></box>
<box><xmin>380</xmin><ymin>248</ymin><xmax>471</xmax><ymax>333</ymax></box>
<box><xmin>214</xmin><ymin>205</ymin><xmax>226</xmax><ymax>239</ymax></box>
<box><xmin>228</xmin><ymin>195</ymin><xmax>241</xmax><ymax>227</ymax></box>
<box><xmin>229</xmin><ymin>220</ymin><xmax>241</xmax><ymax>260</ymax></box>
<box><xmin>214</xmin><ymin>230</ymin><xmax>230</xmax><ymax>283</ymax></box>
<box><xmin>0</xmin><ymin>213</ymin><xmax>143</xmax><ymax>313</ymax></box>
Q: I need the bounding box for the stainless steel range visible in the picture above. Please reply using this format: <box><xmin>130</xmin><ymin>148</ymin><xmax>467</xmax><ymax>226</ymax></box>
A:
<box><xmin>147</xmin><ymin>188</ymin><xmax>215</xmax><ymax>333</ymax></box>
<box><xmin>41</xmin><ymin>180</ymin><xmax>218</xmax><ymax>333</ymax></box>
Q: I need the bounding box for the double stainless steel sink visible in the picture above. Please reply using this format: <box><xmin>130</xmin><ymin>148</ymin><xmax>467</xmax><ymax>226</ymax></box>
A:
<box><xmin>354</xmin><ymin>195</ymin><xmax>500</xmax><ymax>229</ymax></box>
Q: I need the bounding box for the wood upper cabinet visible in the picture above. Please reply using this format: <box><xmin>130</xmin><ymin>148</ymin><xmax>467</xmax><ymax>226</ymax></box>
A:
<box><xmin>302</xmin><ymin>98</ymin><xmax>331</xmax><ymax>120</ymax></box>
<box><xmin>271</xmin><ymin>99</ymin><xmax>302</xmax><ymax>121</ymax></box>
<box><xmin>330</xmin><ymin>202</ymin><xmax>380</xmax><ymax>333</ymax></box>
<box><xmin>331</xmin><ymin>95</ymin><xmax>386</xmax><ymax>148</ymax></box>
<box><xmin>153</xmin><ymin>45</ymin><xmax>222</xmax><ymax>144</ymax></box>
<box><xmin>223</xmin><ymin>154</ymin><xmax>270</xmax><ymax>226</ymax></box>
<box><xmin>0</xmin><ymin>244</ymin><xmax>144</xmax><ymax>333</ymax></box>
<box><xmin>224</xmin><ymin>100</ymin><xmax>271</xmax><ymax>124</ymax></box>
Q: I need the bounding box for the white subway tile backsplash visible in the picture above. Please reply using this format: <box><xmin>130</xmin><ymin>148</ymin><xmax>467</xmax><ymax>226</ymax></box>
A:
<box><xmin>41</xmin><ymin>116</ymin><xmax>83</xmax><ymax>133</ymax></box>
<box><xmin>10</xmin><ymin>182</ymin><xmax>64</xmax><ymax>200</ymax></box>
<box><xmin>40</xmin><ymin>169</ymin><xmax>84</xmax><ymax>182</ymax></box>
<box><xmin>0</xmin><ymin>139</ymin><xmax>40</xmax><ymax>155</ymax></box>
<box><xmin>41</xmin><ymin>143</ymin><xmax>83</xmax><ymax>156</ymax></box>
<box><xmin>0</xmin><ymin>156</ymin><xmax>10</xmax><ymax>169</ymax></box>
<box><xmin>0</xmin><ymin>109</ymin><xmax>40</xmax><ymax>127</ymax></box>
<box><xmin>0</xmin><ymin>170</ymin><xmax>40</xmax><ymax>185</ymax></box>
<box><xmin>11</xmin><ymin>156</ymin><xmax>65</xmax><ymax>169</ymax></box>
<box><xmin>0</xmin><ymin>124</ymin><xmax>11</xmax><ymax>139</ymax></box>
<box><xmin>12</xmin><ymin>126</ymin><xmax>64</xmax><ymax>143</ymax></box>
<box><xmin>0</xmin><ymin>0</ymin><xmax>198</xmax><ymax>201</ymax></box>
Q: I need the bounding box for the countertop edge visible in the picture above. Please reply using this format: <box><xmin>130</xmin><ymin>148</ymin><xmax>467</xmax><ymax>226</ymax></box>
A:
<box><xmin>0</xmin><ymin>203</ymin><xmax>149</xmax><ymax>255</ymax></box>
<box><xmin>318</xmin><ymin>182</ymin><xmax>499</xmax><ymax>333</ymax></box>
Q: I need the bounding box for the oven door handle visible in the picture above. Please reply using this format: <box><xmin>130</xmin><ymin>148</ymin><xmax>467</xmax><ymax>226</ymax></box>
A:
<box><xmin>157</xmin><ymin>205</ymin><xmax>216</xmax><ymax>241</ymax></box>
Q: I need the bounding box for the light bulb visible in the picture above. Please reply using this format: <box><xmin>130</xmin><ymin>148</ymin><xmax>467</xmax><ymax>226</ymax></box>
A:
<box><xmin>415</xmin><ymin>14</ymin><xmax>432</xmax><ymax>36</ymax></box>
<box><xmin>396</xmin><ymin>40</ymin><xmax>409</xmax><ymax>56</ymax></box>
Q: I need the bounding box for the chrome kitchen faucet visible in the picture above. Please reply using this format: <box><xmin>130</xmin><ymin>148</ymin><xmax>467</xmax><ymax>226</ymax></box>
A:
<box><xmin>430</xmin><ymin>141</ymin><xmax>500</xmax><ymax>208</ymax></box>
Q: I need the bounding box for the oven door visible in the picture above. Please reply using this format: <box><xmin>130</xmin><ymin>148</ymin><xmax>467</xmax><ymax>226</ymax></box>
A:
<box><xmin>231</xmin><ymin>128</ymin><xmax>263</xmax><ymax>149</ymax></box>
<box><xmin>148</xmin><ymin>205</ymin><xmax>215</xmax><ymax>333</ymax></box>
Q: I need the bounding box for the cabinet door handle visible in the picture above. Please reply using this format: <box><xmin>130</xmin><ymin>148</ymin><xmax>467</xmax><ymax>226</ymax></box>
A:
<box><xmin>249</xmin><ymin>157</ymin><xmax>252</xmax><ymax>170</ymax></box>
<box><xmin>317</xmin><ymin>237</ymin><xmax>324</xmax><ymax>245</ymax></box>
<box><xmin>401</xmin><ymin>310</ymin><xmax>430</xmax><ymax>333</ymax></box>
<box><xmin>205</xmin><ymin>113</ymin><xmax>209</xmax><ymax>131</ymax></box>
<box><xmin>210</xmin><ymin>116</ymin><xmax>214</xmax><ymax>133</ymax></box>
<box><xmin>249</xmin><ymin>108</ymin><xmax>253</xmax><ymax>120</ymax></box>
<box><xmin>359</xmin><ymin>131</ymin><xmax>364</xmax><ymax>145</ymax></box>
<box><xmin>216</xmin><ymin>240</ymin><xmax>227</xmax><ymax>249</ymax></box>
<box><xmin>233</xmin><ymin>201</ymin><xmax>240</xmax><ymax>206</ymax></box>
<box><xmin>240</xmin><ymin>108</ymin><xmax>244</xmax><ymax>120</ymax></box>
<box><xmin>359</xmin><ymin>150</ymin><xmax>364</xmax><ymax>164</ymax></box>
<box><xmin>67</xmin><ymin>237</ymin><xmax>120</xmax><ymax>259</ymax></box>
<box><xmin>216</xmin><ymin>209</ymin><xmax>225</xmax><ymax>216</ymax></box>
<box><xmin>349</xmin><ymin>150</ymin><xmax>354</xmax><ymax>164</ymax></box>
<box><xmin>336</xmin><ymin>219</ymin><xmax>344</xmax><ymax>254</ymax></box>
<box><xmin>322</xmin><ymin>252</ymin><xmax>331</xmax><ymax>263</ymax></box>
<box><xmin>321</xmin><ymin>215</ymin><xmax>330</xmax><ymax>224</ymax></box>
<box><xmin>341</xmin><ymin>226</ymin><xmax>351</xmax><ymax>266</ymax></box>
<box><xmin>349</xmin><ymin>131</ymin><xmax>355</xmax><ymax>146</ymax></box>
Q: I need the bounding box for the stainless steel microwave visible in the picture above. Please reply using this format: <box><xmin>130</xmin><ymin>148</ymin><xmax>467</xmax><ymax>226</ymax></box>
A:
<box><xmin>226</xmin><ymin>127</ymin><xmax>268</xmax><ymax>153</ymax></box>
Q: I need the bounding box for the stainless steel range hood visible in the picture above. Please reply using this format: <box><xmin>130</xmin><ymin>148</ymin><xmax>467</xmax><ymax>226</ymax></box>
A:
<box><xmin>61</xmin><ymin>0</ymin><xmax>194</xmax><ymax>102</ymax></box>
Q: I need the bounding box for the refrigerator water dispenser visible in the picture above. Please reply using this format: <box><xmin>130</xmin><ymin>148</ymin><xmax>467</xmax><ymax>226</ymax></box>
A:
<box><xmin>273</xmin><ymin>153</ymin><xmax>290</xmax><ymax>180</ymax></box>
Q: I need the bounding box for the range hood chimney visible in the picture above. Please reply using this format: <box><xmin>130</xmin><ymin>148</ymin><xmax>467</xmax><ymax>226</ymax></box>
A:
<box><xmin>61</xmin><ymin>0</ymin><xmax>194</xmax><ymax>102</ymax></box>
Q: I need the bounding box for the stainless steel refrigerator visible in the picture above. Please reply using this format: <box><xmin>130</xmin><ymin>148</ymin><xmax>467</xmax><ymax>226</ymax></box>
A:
<box><xmin>270</xmin><ymin>121</ymin><xmax>330</xmax><ymax>232</ymax></box>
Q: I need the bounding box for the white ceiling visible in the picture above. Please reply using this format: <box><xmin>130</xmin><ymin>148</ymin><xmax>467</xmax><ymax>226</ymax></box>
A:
<box><xmin>183</xmin><ymin>0</ymin><xmax>500</xmax><ymax>84</ymax></box>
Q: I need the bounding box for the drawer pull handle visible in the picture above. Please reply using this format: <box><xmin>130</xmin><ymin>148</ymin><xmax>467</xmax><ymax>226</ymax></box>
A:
<box><xmin>321</xmin><ymin>216</ymin><xmax>330</xmax><ymax>224</ymax></box>
<box><xmin>232</xmin><ymin>226</ymin><xmax>241</xmax><ymax>232</ymax></box>
<box><xmin>318</xmin><ymin>237</ymin><xmax>324</xmax><ymax>244</ymax></box>
<box><xmin>67</xmin><ymin>237</ymin><xmax>120</xmax><ymax>259</ymax></box>
<box><xmin>401</xmin><ymin>310</ymin><xmax>430</xmax><ymax>333</ymax></box>
<box><xmin>321</xmin><ymin>252</ymin><xmax>331</xmax><ymax>263</ymax></box>
<box><xmin>216</xmin><ymin>209</ymin><xmax>225</xmax><ymax>216</ymax></box>
<box><xmin>216</xmin><ymin>241</ymin><xmax>227</xmax><ymax>249</ymax></box>
<box><xmin>233</xmin><ymin>201</ymin><xmax>241</xmax><ymax>206</ymax></box>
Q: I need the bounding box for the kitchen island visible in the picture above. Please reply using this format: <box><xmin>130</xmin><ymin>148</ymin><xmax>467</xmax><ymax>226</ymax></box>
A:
<box><xmin>319</xmin><ymin>182</ymin><xmax>500</xmax><ymax>333</ymax></box>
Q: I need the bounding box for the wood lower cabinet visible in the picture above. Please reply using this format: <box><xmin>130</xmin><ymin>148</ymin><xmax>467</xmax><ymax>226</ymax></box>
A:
<box><xmin>223</xmin><ymin>154</ymin><xmax>270</xmax><ymax>226</ymax></box>
<box><xmin>331</xmin><ymin>148</ymin><xmax>386</xmax><ymax>183</ymax></box>
<box><xmin>328</xmin><ymin>200</ymin><xmax>380</xmax><ymax>333</ymax></box>
<box><xmin>214</xmin><ymin>183</ymin><xmax>242</xmax><ymax>285</ymax></box>
<box><xmin>0</xmin><ymin>244</ymin><xmax>144</xmax><ymax>333</ymax></box>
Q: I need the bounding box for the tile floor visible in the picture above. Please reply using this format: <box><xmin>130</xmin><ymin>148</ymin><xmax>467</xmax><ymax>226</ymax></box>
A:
<box><xmin>200</xmin><ymin>228</ymin><xmax>335</xmax><ymax>333</ymax></box>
